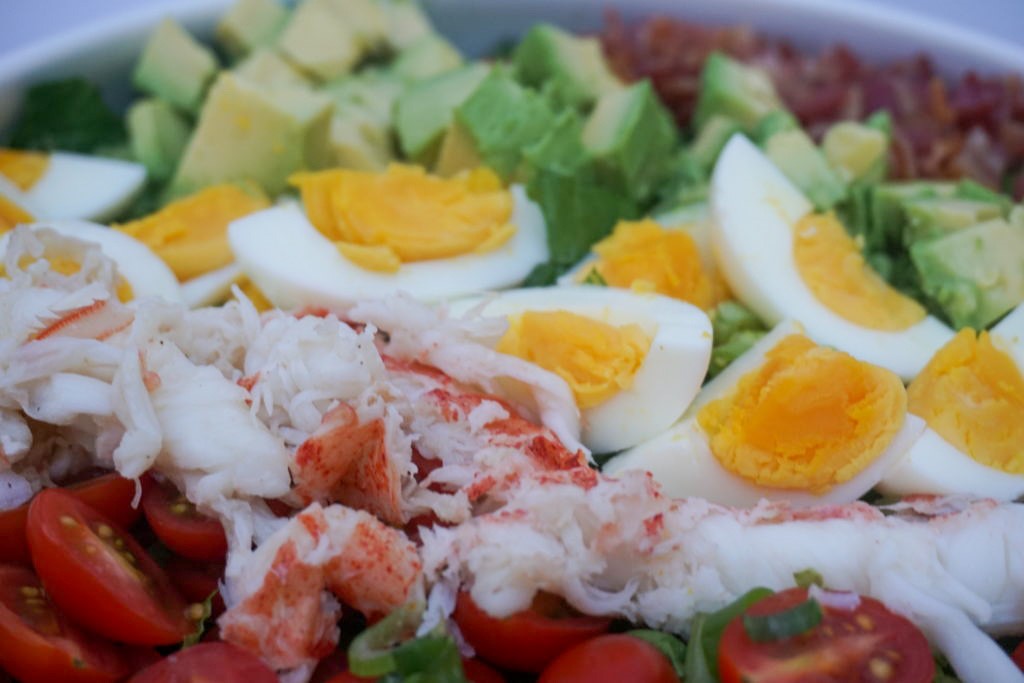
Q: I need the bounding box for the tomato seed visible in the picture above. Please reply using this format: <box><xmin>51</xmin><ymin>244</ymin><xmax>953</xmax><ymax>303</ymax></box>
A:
<box><xmin>857</xmin><ymin>614</ymin><xmax>875</xmax><ymax>631</ymax></box>
<box><xmin>96</xmin><ymin>523</ymin><xmax>114</xmax><ymax>539</ymax></box>
<box><xmin>869</xmin><ymin>656</ymin><xmax>893</xmax><ymax>679</ymax></box>
<box><xmin>186</xmin><ymin>603</ymin><xmax>206</xmax><ymax>621</ymax></box>
<box><xmin>59</xmin><ymin>515</ymin><xmax>78</xmax><ymax>528</ymax></box>
<box><xmin>19</xmin><ymin>586</ymin><xmax>39</xmax><ymax>597</ymax></box>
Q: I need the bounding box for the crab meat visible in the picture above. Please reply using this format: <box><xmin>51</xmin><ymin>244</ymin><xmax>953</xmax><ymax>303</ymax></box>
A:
<box><xmin>220</xmin><ymin>502</ymin><xmax>423</xmax><ymax>674</ymax></box>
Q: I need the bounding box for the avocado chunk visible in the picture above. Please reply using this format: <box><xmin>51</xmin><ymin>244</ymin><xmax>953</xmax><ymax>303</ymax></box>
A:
<box><xmin>394</xmin><ymin>63</ymin><xmax>490</xmax><ymax>164</ymax></box>
<box><xmin>752</xmin><ymin>110</ymin><xmax>799</xmax><ymax>143</ymax></box>
<box><xmin>171</xmin><ymin>73</ymin><xmax>333</xmax><ymax>196</ymax></box>
<box><xmin>133</xmin><ymin>19</ymin><xmax>219</xmax><ymax>114</ymax></box>
<box><xmin>323</xmin><ymin>70</ymin><xmax>404</xmax><ymax>123</ymax></box>
<box><xmin>822</xmin><ymin>121</ymin><xmax>889</xmax><ymax>184</ymax></box>
<box><xmin>216</xmin><ymin>0</ymin><xmax>289</xmax><ymax>61</ymax></box>
<box><xmin>434</xmin><ymin>121</ymin><xmax>482</xmax><ymax>177</ymax></box>
<box><xmin>689</xmin><ymin>114</ymin><xmax>742</xmax><ymax>173</ymax></box>
<box><xmin>277</xmin><ymin>0</ymin><xmax>386</xmax><ymax>82</ymax></box>
<box><xmin>762</xmin><ymin>128</ymin><xmax>846</xmax><ymax>211</ymax></box>
<box><xmin>694</xmin><ymin>52</ymin><xmax>784</xmax><ymax>132</ymax></box>
<box><xmin>449</xmin><ymin>68</ymin><xmax>557</xmax><ymax>181</ymax></box>
<box><xmin>329</xmin><ymin>113</ymin><xmax>392</xmax><ymax>170</ymax></box>
<box><xmin>903</xmin><ymin>197</ymin><xmax>1006</xmax><ymax>243</ymax></box>
<box><xmin>582</xmin><ymin>80</ymin><xmax>679</xmax><ymax>203</ymax></box>
<box><xmin>392</xmin><ymin>34</ymin><xmax>463</xmax><ymax>82</ymax></box>
<box><xmin>377</xmin><ymin>0</ymin><xmax>434</xmax><ymax>50</ymax></box>
<box><xmin>234</xmin><ymin>48</ymin><xmax>311</xmax><ymax>89</ymax></box>
<box><xmin>513</xmin><ymin>23</ymin><xmax>622</xmax><ymax>110</ymax></box>
<box><xmin>911</xmin><ymin>217</ymin><xmax>1024</xmax><ymax>329</ymax></box>
<box><xmin>522</xmin><ymin>109</ymin><xmax>589</xmax><ymax>175</ymax></box>
<box><xmin>127</xmin><ymin>98</ymin><xmax>192</xmax><ymax>182</ymax></box>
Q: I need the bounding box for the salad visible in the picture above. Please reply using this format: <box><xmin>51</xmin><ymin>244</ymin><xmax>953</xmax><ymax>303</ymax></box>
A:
<box><xmin>0</xmin><ymin>0</ymin><xmax>1023</xmax><ymax>682</ymax></box>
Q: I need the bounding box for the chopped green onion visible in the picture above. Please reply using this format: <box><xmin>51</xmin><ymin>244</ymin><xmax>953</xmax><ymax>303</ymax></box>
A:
<box><xmin>582</xmin><ymin>268</ymin><xmax>607</xmax><ymax>286</ymax></box>
<box><xmin>742</xmin><ymin>598</ymin><xmax>823</xmax><ymax>642</ymax></box>
<box><xmin>348</xmin><ymin>603</ymin><xmax>466</xmax><ymax>682</ymax></box>
<box><xmin>793</xmin><ymin>568</ymin><xmax>824</xmax><ymax>589</ymax></box>
<box><xmin>348</xmin><ymin>603</ymin><xmax>423</xmax><ymax>677</ymax></box>
<box><xmin>181</xmin><ymin>589</ymin><xmax>217</xmax><ymax>648</ymax></box>
<box><xmin>683</xmin><ymin>587</ymin><xmax>773</xmax><ymax>682</ymax></box>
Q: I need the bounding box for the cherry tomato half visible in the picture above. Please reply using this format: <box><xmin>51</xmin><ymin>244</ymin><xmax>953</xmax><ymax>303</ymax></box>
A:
<box><xmin>164</xmin><ymin>557</ymin><xmax>226</xmax><ymax>617</ymax></box>
<box><xmin>718</xmin><ymin>587</ymin><xmax>935</xmax><ymax>683</ymax></box>
<box><xmin>127</xmin><ymin>642</ymin><xmax>278</xmax><ymax>683</ymax></box>
<box><xmin>0</xmin><ymin>564</ymin><xmax>130</xmax><ymax>683</ymax></box>
<box><xmin>26</xmin><ymin>488</ymin><xmax>194</xmax><ymax>645</ymax></box>
<box><xmin>0</xmin><ymin>473</ymin><xmax>141</xmax><ymax>564</ymax></box>
<box><xmin>1012</xmin><ymin>641</ymin><xmax>1024</xmax><ymax>672</ymax></box>
<box><xmin>320</xmin><ymin>657</ymin><xmax>503</xmax><ymax>683</ymax></box>
<box><xmin>141</xmin><ymin>479</ymin><xmax>227</xmax><ymax>562</ymax></box>
<box><xmin>538</xmin><ymin>634</ymin><xmax>678</xmax><ymax>683</ymax></box>
<box><xmin>453</xmin><ymin>590</ymin><xmax>612</xmax><ymax>673</ymax></box>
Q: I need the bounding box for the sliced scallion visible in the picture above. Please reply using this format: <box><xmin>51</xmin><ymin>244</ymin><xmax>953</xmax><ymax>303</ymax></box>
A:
<box><xmin>742</xmin><ymin>598</ymin><xmax>823</xmax><ymax>642</ymax></box>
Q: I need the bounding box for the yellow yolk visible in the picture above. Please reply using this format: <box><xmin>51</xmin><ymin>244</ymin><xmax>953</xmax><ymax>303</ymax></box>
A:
<box><xmin>697</xmin><ymin>334</ymin><xmax>906</xmax><ymax>493</ymax></box>
<box><xmin>234</xmin><ymin>276</ymin><xmax>273</xmax><ymax>312</ymax></box>
<box><xmin>587</xmin><ymin>219</ymin><xmax>719</xmax><ymax>310</ymax></box>
<box><xmin>115</xmin><ymin>184</ymin><xmax>270</xmax><ymax>281</ymax></box>
<box><xmin>497</xmin><ymin>310</ymin><xmax>651</xmax><ymax>409</ymax></box>
<box><xmin>0</xmin><ymin>256</ymin><xmax>133</xmax><ymax>302</ymax></box>
<box><xmin>794</xmin><ymin>212</ymin><xmax>925</xmax><ymax>331</ymax></box>
<box><xmin>908</xmin><ymin>329</ymin><xmax>1024</xmax><ymax>474</ymax></box>
<box><xmin>0</xmin><ymin>195</ymin><xmax>33</xmax><ymax>233</ymax></box>
<box><xmin>290</xmin><ymin>164</ymin><xmax>515</xmax><ymax>273</ymax></box>
<box><xmin>0</xmin><ymin>149</ymin><xmax>49</xmax><ymax>190</ymax></box>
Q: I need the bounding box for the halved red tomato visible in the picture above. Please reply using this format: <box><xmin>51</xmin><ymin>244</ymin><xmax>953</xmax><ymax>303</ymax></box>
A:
<box><xmin>0</xmin><ymin>564</ymin><xmax>130</xmax><ymax>683</ymax></box>
<box><xmin>127</xmin><ymin>642</ymin><xmax>278</xmax><ymax>683</ymax></box>
<box><xmin>26</xmin><ymin>488</ymin><xmax>194</xmax><ymax>645</ymax></box>
<box><xmin>538</xmin><ymin>634</ymin><xmax>677</xmax><ymax>683</ymax></box>
<box><xmin>452</xmin><ymin>590</ymin><xmax>611</xmax><ymax>673</ymax></box>
<box><xmin>718</xmin><ymin>587</ymin><xmax>935</xmax><ymax>683</ymax></box>
<box><xmin>164</xmin><ymin>557</ymin><xmax>226</xmax><ymax>617</ymax></box>
<box><xmin>1012</xmin><ymin>641</ymin><xmax>1024</xmax><ymax>672</ymax></box>
<box><xmin>319</xmin><ymin>657</ymin><xmax>503</xmax><ymax>683</ymax></box>
<box><xmin>0</xmin><ymin>472</ymin><xmax>141</xmax><ymax>564</ymax></box>
<box><xmin>141</xmin><ymin>479</ymin><xmax>227</xmax><ymax>562</ymax></box>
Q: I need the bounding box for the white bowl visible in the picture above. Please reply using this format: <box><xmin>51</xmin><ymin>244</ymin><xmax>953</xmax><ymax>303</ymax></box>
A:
<box><xmin>2</xmin><ymin>0</ymin><xmax>1023</xmax><ymax>133</ymax></box>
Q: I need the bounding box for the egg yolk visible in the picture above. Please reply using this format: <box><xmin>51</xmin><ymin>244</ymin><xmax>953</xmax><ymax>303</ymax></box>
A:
<box><xmin>496</xmin><ymin>310</ymin><xmax>651</xmax><ymax>409</ymax></box>
<box><xmin>115</xmin><ymin>184</ymin><xmax>270</xmax><ymax>281</ymax></box>
<box><xmin>908</xmin><ymin>329</ymin><xmax>1024</xmax><ymax>474</ymax></box>
<box><xmin>0</xmin><ymin>149</ymin><xmax>49</xmax><ymax>190</ymax></box>
<box><xmin>697</xmin><ymin>334</ymin><xmax>906</xmax><ymax>493</ymax></box>
<box><xmin>586</xmin><ymin>219</ymin><xmax>719</xmax><ymax>310</ymax></box>
<box><xmin>794</xmin><ymin>212</ymin><xmax>925</xmax><ymax>331</ymax></box>
<box><xmin>234</xmin><ymin>276</ymin><xmax>274</xmax><ymax>313</ymax></box>
<box><xmin>290</xmin><ymin>164</ymin><xmax>515</xmax><ymax>273</ymax></box>
<box><xmin>0</xmin><ymin>195</ymin><xmax>33</xmax><ymax>233</ymax></box>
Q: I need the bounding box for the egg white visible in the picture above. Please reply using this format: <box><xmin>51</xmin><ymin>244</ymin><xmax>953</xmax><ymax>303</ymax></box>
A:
<box><xmin>3</xmin><ymin>153</ymin><xmax>147</xmax><ymax>223</ymax></box>
<box><xmin>228</xmin><ymin>185</ymin><xmax>549</xmax><ymax>309</ymax></box>
<box><xmin>605</xmin><ymin>319</ymin><xmax>926</xmax><ymax>506</ymax></box>
<box><xmin>878</xmin><ymin>305</ymin><xmax>1024</xmax><ymax>501</ymax></box>
<box><xmin>180</xmin><ymin>263</ymin><xmax>245</xmax><ymax>308</ymax></box>
<box><xmin>449</xmin><ymin>286</ymin><xmax>713</xmax><ymax>454</ymax></box>
<box><xmin>0</xmin><ymin>221</ymin><xmax>182</xmax><ymax>303</ymax></box>
<box><xmin>709</xmin><ymin>134</ymin><xmax>953</xmax><ymax>380</ymax></box>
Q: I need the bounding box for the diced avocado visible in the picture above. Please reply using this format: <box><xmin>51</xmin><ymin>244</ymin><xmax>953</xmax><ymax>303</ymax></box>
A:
<box><xmin>329</xmin><ymin>111</ymin><xmax>392</xmax><ymax>171</ymax></box>
<box><xmin>127</xmin><ymin>98</ymin><xmax>192</xmax><ymax>182</ymax></box>
<box><xmin>903</xmin><ymin>197</ymin><xmax>1006</xmax><ymax>243</ymax></box>
<box><xmin>652</xmin><ymin>149</ymin><xmax>706</xmax><ymax>215</ymax></box>
<box><xmin>752</xmin><ymin>110</ymin><xmax>799</xmax><ymax>144</ymax></box>
<box><xmin>911</xmin><ymin>217</ymin><xmax>1024</xmax><ymax>329</ymax></box>
<box><xmin>867</xmin><ymin>181</ymin><xmax>956</xmax><ymax>250</ymax></box>
<box><xmin>394</xmin><ymin>63</ymin><xmax>490</xmax><ymax>164</ymax></box>
<box><xmin>216</xmin><ymin>0</ymin><xmax>289</xmax><ymax>61</ymax></box>
<box><xmin>452</xmin><ymin>68</ymin><xmax>557</xmax><ymax>180</ymax></box>
<box><xmin>762</xmin><ymin>129</ymin><xmax>846</xmax><ymax>211</ymax></box>
<box><xmin>689</xmin><ymin>115</ymin><xmax>741</xmax><ymax>173</ymax></box>
<box><xmin>654</xmin><ymin>201</ymin><xmax>710</xmax><ymax>228</ymax></box>
<box><xmin>434</xmin><ymin>121</ymin><xmax>482</xmax><ymax>177</ymax></box>
<box><xmin>133</xmin><ymin>19</ymin><xmax>219</xmax><ymax>114</ymax></box>
<box><xmin>377</xmin><ymin>0</ymin><xmax>434</xmax><ymax>50</ymax></box>
<box><xmin>522</xmin><ymin>109</ymin><xmax>589</xmax><ymax>175</ymax></box>
<box><xmin>955</xmin><ymin>179</ymin><xmax>1014</xmax><ymax>214</ymax></box>
<box><xmin>391</xmin><ymin>34</ymin><xmax>462</xmax><ymax>82</ymax></box>
<box><xmin>513</xmin><ymin>23</ymin><xmax>623</xmax><ymax>110</ymax></box>
<box><xmin>322</xmin><ymin>70</ymin><xmax>403</xmax><ymax>124</ymax></box>
<box><xmin>234</xmin><ymin>49</ymin><xmax>311</xmax><ymax>89</ymax></box>
<box><xmin>865</xmin><ymin>109</ymin><xmax>892</xmax><ymax>135</ymax></box>
<box><xmin>277</xmin><ymin>0</ymin><xmax>386</xmax><ymax>82</ymax></box>
<box><xmin>694</xmin><ymin>52</ymin><xmax>784</xmax><ymax>132</ymax></box>
<box><xmin>171</xmin><ymin>73</ymin><xmax>333</xmax><ymax>196</ymax></box>
<box><xmin>822</xmin><ymin>121</ymin><xmax>888</xmax><ymax>184</ymax></box>
<box><xmin>582</xmin><ymin>80</ymin><xmax>679</xmax><ymax>203</ymax></box>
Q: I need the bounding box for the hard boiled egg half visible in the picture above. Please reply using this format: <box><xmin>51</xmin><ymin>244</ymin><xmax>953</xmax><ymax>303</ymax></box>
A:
<box><xmin>449</xmin><ymin>286</ymin><xmax>713</xmax><ymax>454</ymax></box>
<box><xmin>0</xmin><ymin>221</ymin><xmax>182</xmax><ymax>303</ymax></box>
<box><xmin>878</xmin><ymin>303</ymin><xmax>1024</xmax><ymax>501</ymax></box>
<box><xmin>0</xmin><ymin>149</ymin><xmax>146</xmax><ymax>223</ymax></box>
<box><xmin>604</xmin><ymin>320</ymin><xmax>925</xmax><ymax>506</ymax></box>
<box><xmin>229</xmin><ymin>164</ymin><xmax>548</xmax><ymax>309</ymax></box>
<box><xmin>710</xmin><ymin>135</ymin><xmax>953</xmax><ymax>380</ymax></box>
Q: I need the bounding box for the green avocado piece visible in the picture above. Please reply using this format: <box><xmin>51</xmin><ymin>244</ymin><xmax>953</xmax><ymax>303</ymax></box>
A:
<box><xmin>328</xmin><ymin>110</ymin><xmax>393</xmax><ymax>171</ymax></box>
<box><xmin>451</xmin><ymin>67</ymin><xmax>557</xmax><ymax>181</ymax></box>
<box><xmin>752</xmin><ymin>110</ymin><xmax>799</xmax><ymax>144</ymax></box>
<box><xmin>522</xmin><ymin>109</ymin><xmax>589</xmax><ymax>175</ymax></box>
<box><xmin>863</xmin><ymin>181</ymin><xmax>956</xmax><ymax>251</ymax></box>
<box><xmin>911</xmin><ymin>217</ymin><xmax>1024</xmax><ymax>329</ymax></box>
<box><xmin>513</xmin><ymin>23</ymin><xmax>623</xmax><ymax>110</ymax></box>
<box><xmin>277</xmin><ymin>0</ymin><xmax>386</xmax><ymax>82</ymax></box>
<box><xmin>133</xmin><ymin>19</ymin><xmax>219</xmax><ymax>114</ymax></box>
<box><xmin>394</xmin><ymin>63</ymin><xmax>490</xmax><ymax>164</ymax></box>
<box><xmin>903</xmin><ymin>197</ymin><xmax>1006</xmax><ymax>243</ymax></box>
<box><xmin>391</xmin><ymin>34</ymin><xmax>463</xmax><ymax>82</ymax></box>
<box><xmin>171</xmin><ymin>73</ymin><xmax>333</xmax><ymax>196</ymax></box>
<box><xmin>433</xmin><ymin>120</ymin><xmax>481</xmax><ymax>177</ymax></box>
<box><xmin>822</xmin><ymin>120</ymin><xmax>889</xmax><ymax>184</ymax></box>
<box><xmin>582</xmin><ymin>80</ymin><xmax>679</xmax><ymax>204</ymax></box>
<box><xmin>234</xmin><ymin>48</ymin><xmax>311</xmax><ymax>89</ymax></box>
<box><xmin>323</xmin><ymin>70</ymin><xmax>404</xmax><ymax>123</ymax></box>
<box><xmin>694</xmin><ymin>52</ymin><xmax>784</xmax><ymax>133</ymax></box>
<box><xmin>761</xmin><ymin>128</ymin><xmax>846</xmax><ymax>211</ymax></box>
<box><xmin>127</xmin><ymin>98</ymin><xmax>192</xmax><ymax>182</ymax></box>
<box><xmin>377</xmin><ymin>0</ymin><xmax>434</xmax><ymax>50</ymax></box>
<box><xmin>216</xmin><ymin>0</ymin><xmax>290</xmax><ymax>61</ymax></box>
<box><xmin>689</xmin><ymin>114</ymin><xmax>741</xmax><ymax>173</ymax></box>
